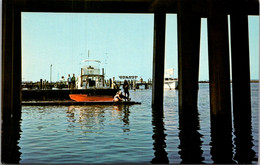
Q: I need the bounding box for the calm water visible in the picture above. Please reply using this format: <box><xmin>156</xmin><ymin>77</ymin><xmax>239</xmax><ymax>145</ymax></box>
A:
<box><xmin>19</xmin><ymin>83</ymin><xmax>259</xmax><ymax>164</ymax></box>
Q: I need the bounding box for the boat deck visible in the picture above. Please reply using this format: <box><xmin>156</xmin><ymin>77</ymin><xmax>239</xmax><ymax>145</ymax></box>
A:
<box><xmin>22</xmin><ymin>101</ymin><xmax>141</xmax><ymax>106</ymax></box>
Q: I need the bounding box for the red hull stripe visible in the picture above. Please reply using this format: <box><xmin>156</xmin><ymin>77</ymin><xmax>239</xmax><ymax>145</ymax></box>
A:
<box><xmin>69</xmin><ymin>94</ymin><xmax>114</xmax><ymax>102</ymax></box>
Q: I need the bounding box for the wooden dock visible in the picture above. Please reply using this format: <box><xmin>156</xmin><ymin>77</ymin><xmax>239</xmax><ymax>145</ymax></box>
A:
<box><xmin>22</xmin><ymin>101</ymin><xmax>141</xmax><ymax>106</ymax></box>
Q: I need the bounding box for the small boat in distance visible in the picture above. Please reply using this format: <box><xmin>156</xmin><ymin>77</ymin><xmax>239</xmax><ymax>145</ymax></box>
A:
<box><xmin>69</xmin><ymin>94</ymin><xmax>114</xmax><ymax>102</ymax></box>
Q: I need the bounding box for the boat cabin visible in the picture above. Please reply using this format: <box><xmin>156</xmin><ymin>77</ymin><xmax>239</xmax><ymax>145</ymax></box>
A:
<box><xmin>77</xmin><ymin>59</ymin><xmax>105</xmax><ymax>89</ymax></box>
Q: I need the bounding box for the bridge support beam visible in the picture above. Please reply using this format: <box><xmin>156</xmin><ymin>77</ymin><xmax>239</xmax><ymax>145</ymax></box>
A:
<box><xmin>2</xmin><ymin>1</ymin><xmax>22</xmax><ymax>163</ymax></box>
<box><xmin>207</xmin><ymin>3</ymin><xmax>233</xmax><ymax>163</ymax></box>
<box><xmin>177</xmin><ymin>0</ymin><xmax>201</xmax><ymax>115</ymax></box>
<box><xmin>152</xmin><ymin>10</ymin><xmax>166</xmax><ymax>108</ymax></box>
<box><xmin>230</xmin><ymin>2</ymin><xmax>251</xmax><ymax>133</ymax></box>
<box><xmin>13</xmin><ymin>6</ymin><xmax>22</xmax><ymax>116</ymax></box>
<box><xmin>230</xmin><ymin>3</ymin><xmax>255</xmax><ymax>163</ymax></box>
<box><xmin>177</xmin><ymin>1</ymin><xmax>202</xmax><ymax>163</ymax></box>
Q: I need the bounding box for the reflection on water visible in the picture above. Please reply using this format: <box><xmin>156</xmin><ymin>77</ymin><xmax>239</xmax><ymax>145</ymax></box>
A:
<box><xmin>210</xmin><ymin>115</ymin><xmax>235</xmax><ymax>164</ymax></box>
<box><xmin>178</xmin><ymin>108</ymin><xmax>204</xmax><ymax>163</ymax></box>
<box><xmin>234</xmin><ymin>120</ymin><xmax>256</xmax><ymax>163</ymax></box>
<box><xmin>67</xmin><ymin>106</ymin><xmax>105</xmax><ymax>133</ymax></box>
<box><xmin>2</xmin><ymin>112</ymin><xmax>22</xmax><ymax>163</ymax></box>
<box><xmin>122</xmin><ymin>105</ymin><xmax>130</xmax><ymax>133</ymax></box>
<box><xmin>66</xmin><ymin>105</ymin><xmax>131</xmax><ymax>134</ymax></box>
<box><xmin>151</xmin><ymin>106</ymin><xmax>169</xmax><ymax>164</ymax></box>
<box><xmin>233</xmin><ymin>110</ymin><xmax>256</xmax><ymax>163</ymax></box>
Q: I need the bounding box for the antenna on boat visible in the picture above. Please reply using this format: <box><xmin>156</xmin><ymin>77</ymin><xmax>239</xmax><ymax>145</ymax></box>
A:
<box><xmin>88</xmin><ymin>50</ymin><xmax>90</xmax><ymax>66</ymax></box>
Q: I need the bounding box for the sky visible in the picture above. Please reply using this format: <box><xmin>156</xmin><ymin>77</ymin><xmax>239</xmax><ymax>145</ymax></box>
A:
<box><xmin>22</xmin><ymin>13</ymin><xmax>259</xmax><ymax>82</ymax></box>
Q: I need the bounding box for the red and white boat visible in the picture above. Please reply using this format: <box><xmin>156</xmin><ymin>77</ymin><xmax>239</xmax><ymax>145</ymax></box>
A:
<box><xmin>69</xmin><ymin>94</ymin><xmax>114</xmax><ymax>102</ymax></box>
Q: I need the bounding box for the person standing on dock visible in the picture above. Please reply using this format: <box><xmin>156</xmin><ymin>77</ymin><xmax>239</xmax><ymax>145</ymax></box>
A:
<box><xmin>71</xmin><ymin>74</ymin><xmax>76</xmax><ymax>89</ymax></box>
<box><xmin>67</xmin><ymin>74</ymin><xmax>72</xmax><ymax>89</ymax></box>
<box><xmin>60</xmin><ymin>76</ymin><xmax>65</xmax><ymax>84</ymax></box>
<box><xmin>113</xmin><ymin>81</ymin><xmax>119</xmax><ymax>90</ymax></box>
<box><xmin>43</xmin><ymin>79</ymin><xmax>47</xmax><ymax>89</ymax></box>
<box><xmin>123</xmin><ymin>80</ymin><xmax>130</xmax><ymax>100</ymax></box>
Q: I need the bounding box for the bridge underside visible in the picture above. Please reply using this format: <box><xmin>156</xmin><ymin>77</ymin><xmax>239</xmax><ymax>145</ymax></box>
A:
<box><xmin>7</xmin><ymin>0</ymin><xmax>259</xmax><ymax>15</ymax></box>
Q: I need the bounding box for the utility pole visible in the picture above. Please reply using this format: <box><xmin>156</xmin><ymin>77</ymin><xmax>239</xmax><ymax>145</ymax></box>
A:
<box><xmin>50</xmin><ymin>64</ymin><xmax>52</xmax><ymax>82</ymax></box>
<box><xmin>104</xmin><ymin>52</ymin><xmax>108</xmax><ymax>79</ymax></box>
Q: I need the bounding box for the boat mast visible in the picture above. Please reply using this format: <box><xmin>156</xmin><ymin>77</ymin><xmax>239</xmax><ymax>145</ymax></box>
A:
<box><xmin>88</xmin><ymin>50</ymin><xmax>90</xmax><ymax>66</ymax></box>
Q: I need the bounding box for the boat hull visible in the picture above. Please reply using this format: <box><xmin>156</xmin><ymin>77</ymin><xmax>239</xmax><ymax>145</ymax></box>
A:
<box><xmin>69</xmin><ymin>94</ymin><xmax>114</xmax><ymax>102</ymax></box>
<box><xmin>164</xmin><ymin>80</ymin><xmax>177</xmax><ymax>90</ymax></box>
